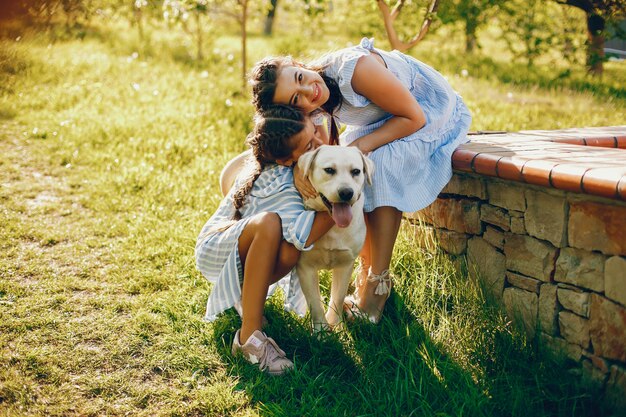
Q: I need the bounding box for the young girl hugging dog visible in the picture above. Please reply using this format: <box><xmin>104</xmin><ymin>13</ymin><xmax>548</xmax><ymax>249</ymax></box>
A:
<box><xmin>195</xmin><ymin>105</ymin><xmax>332</xmax><ymax>375</ymax></box>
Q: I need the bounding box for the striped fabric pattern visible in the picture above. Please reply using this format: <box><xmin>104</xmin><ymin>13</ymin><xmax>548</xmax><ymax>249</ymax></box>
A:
<box><xmin>195</xmin><ymin>163</ymin><xmax>315</xmax><ymax>321</ymax></box>
<box><xmin>319</xmin><ymin>38</ymin><xmax>473</xmax><ymax>213</ymax></box>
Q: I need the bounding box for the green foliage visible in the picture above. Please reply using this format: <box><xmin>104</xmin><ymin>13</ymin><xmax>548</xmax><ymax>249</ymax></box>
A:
<box><xmin>499</xmin><ymin>0</ymin><xmax>562</xmax><ymax>66</ymax></box>
<box><xmin>438</xmin><ymin>0</ymin><xmax>504</xmax><ymax>52</ymax></box>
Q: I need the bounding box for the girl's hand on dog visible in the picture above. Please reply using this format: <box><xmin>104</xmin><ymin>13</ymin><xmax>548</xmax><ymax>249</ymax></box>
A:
<box><xmin>293</xmin><ymin>164</ymin><xmax>317</xmax><ymax>200</ymax></box>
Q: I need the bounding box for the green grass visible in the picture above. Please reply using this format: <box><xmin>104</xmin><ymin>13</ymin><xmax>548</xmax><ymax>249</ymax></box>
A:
<box><xmin>1</xmin><ymin>18</ymin><xmax>624</xmax><ymax>416</ymax></box>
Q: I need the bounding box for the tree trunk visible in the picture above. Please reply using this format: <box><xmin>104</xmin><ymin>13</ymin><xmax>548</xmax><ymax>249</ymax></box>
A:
<box><xmin>465</xmin><ymin>22</ymin><xmax>477</xmax><ymax>53</ymax></box>
<box><xmin>241</xmin><ymin>0</ymin><xmax>248</xmax><ymax>90</ymax></box>
<box><xmin>586</xmin><ymin>12</ymin><xmax>604</xmax><ymax>76</ymax></box>
<box><xmin>196</xmin><ymin>12</ymin><xmax>203</xmax><ymax>60</ymax></box>
<box><xmin>263</xmin><ymin>0</ymin><xmax>278</xmax><ymax>36</ymax></box>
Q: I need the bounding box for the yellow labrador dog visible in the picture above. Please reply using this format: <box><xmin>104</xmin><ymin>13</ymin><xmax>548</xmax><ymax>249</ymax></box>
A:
<box><xmin>296</xmin><ymin>145</ymin><xmax>374</xmax><ymax>332</ymax></box>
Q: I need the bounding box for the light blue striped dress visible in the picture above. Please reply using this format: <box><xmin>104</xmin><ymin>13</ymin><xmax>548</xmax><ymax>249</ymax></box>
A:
<box><xmin>195</xmin><ymin>163</ymin><xmax>315</xmax><ymax>321</ymax></box>
<box><xmin>318</xmin><ymin>38</ymin><xmax>472</xmax><ymax>212</ymax></box>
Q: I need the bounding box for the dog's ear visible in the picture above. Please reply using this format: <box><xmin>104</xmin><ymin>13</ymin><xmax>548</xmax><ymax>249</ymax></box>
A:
<box><xmin>360</xmin><ymin>152</ymin><xmax>375</xmax><ymax>185</ymax></box>
<box><xmin>297</xmin><ymin>147</ymin><xmax>322</xmax><ymax>179</ymax></box>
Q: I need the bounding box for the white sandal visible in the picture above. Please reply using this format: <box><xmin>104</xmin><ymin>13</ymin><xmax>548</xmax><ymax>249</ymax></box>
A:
<box><xmin>344</xmin><ymin>268</ymin><xmax>392</xmax><ymax>324</ymax></box>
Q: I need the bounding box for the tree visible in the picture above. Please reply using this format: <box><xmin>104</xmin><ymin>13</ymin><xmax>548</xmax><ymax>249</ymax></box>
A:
<box><xmin>377</xmin><ymin>0</ymin><xmax>441</xmax><ymax>52</ymax></box>
<box><xmin>438</xmin><ymin>0</ymin><xmax>504</xmax><ymax>52</ymax></box>
<box><xmin>554</xmin><ymin>0</ymin><xmax>626</xmax><ymax>75</ymax></box>
<box><xmin>163</xmin><ymin>0</ymin><xmax>213</xmax><ymax>60</ymax></box>
<box><xmin>263</xmin><ymin>0</ymin><xmax>278</xmax><ymax>35</ymax></box>
<box><xmin>213</xmin><ymin>0</ymin><xmax>251</xmax><ymax>89</ymax></box>
<box><xmin>499</xmin><ymin>0</ymin><xmax>558</xmax><ymax>66</ymax></box>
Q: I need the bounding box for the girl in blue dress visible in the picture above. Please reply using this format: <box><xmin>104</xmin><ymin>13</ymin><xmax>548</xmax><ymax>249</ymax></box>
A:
<box><xmin>249</xmin><ymin>38</ymin><xmax>472</xmax><ymax>323</ymax></box>
<box><xmin>196</xmin><ymin>105</ymin><xmax>332</xmax><ymax>375</ymax></box>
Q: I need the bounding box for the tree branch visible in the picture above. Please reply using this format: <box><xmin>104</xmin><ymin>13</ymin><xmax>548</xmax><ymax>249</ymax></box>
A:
<box><xmin>377</xmin><ymin>0</ymin><xmax>440</xmax><ymax>52</ymax></box>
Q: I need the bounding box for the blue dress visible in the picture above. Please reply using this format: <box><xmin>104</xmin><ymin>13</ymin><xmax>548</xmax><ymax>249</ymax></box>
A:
<box><xmin>196</xmin><ymin>163</ymin><xmax>315</xmax><ymax>321</ymax></box>
<box><xmin>317</xmin><ymin>38</ymin><xmax>472</xmax><ymax>213</ymax></box>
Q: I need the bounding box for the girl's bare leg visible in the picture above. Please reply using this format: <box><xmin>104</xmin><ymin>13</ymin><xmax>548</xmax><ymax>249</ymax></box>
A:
<box><xmin>355</xmin><ymin>206</ymin><xmax>402</xmax><ymax>319</ymax></box>
<box><xmin>356</xmin><ymin>216</ymin><xmax>372</xmax><ymax>287</ymax></box>
<box><xmin>237</xmin><ymin>212</ymin><xmax>299</xmax><ymax>343</ymax></box>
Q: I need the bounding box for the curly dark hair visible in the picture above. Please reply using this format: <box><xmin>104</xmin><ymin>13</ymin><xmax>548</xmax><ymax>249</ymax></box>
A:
<box><xmin>249</xmin><ymin>56</ymin><xmax>343</xmax><ymax>146</ymax></box>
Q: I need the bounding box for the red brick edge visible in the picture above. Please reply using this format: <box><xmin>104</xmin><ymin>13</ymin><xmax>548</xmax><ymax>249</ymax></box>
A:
<box><xmin>454</xmin><ymin>126</ymin><xmax>626</xmax><ymax>201</ymax></box>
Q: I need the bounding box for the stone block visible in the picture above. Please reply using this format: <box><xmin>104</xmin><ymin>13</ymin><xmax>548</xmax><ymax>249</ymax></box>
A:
<box><xmin>503</xmin><ymin>287</ymin><xmax>538</xmax><ymax>337</ymax></box>
<box><xmin>540</xmin><ymin>333</ymin><xmax>582</xmax><ymax>362</ymax></box>
<box><xmin>483</xmin><ymin>226</ymin><xmax>504</xmax><ymax>249</ymax></box>
<box><xmin>442</xmin><ymin>173</ymin><xmax>486</xmax><ymax>199</ymax></box>
<box><xmin>435</xmin><ymin>229</ymin><xmax>469</xmax><ymax>255</ymax></box>
<box><xmin>589</xmin><ymin>294</ymin><xmax>626</xmax><ymax>362</ymax></box>
<box><xmin>582</xmin><ymin>351</ymin><xmax>610</xmax><ymax>374</ymax></box>
<box><xmin>480</xmin><ymin>204</ymin><xmax>510</xmax><ymax>231</ymax></box>
<box><xmin>409</xmin><ymin>224</ymin><xmax>437</xmax><ymax>253</ymax></box>
<box><xmin>605</xmin><ymin>256</ymin><xmax>626</xmax><ymax>307</ymax></box>
<box><xmin>568</xmin><ymin>200</ymin><xmax>626</xmax><ymax>256</ymax></box>
<box><xmin>486</xmin><ymin>181</ymin><xmax>526</xmax><ymax>211</ymax></box>
<box><xmin>538</xmin><ymin>284</ymin><xmax>559</xmax><ymax>335</ymax></box>
<box><xmin>581</xmin><ymin>360</ymin><xmax>608</xmax><ymax>390</ymax></box>
<box><xmin>504</xmin><ymin>234</ymin><xmax>557</xmax><ymax>282</ymax></box>
<box><xmin>557</xmin><ymin>287</ymin><xmax>590</xmax><ymax>318</ymax></box>
<box><xmin>559</xmin><ymin>311</ymin><xmax>590</xmax><ymax>348</ymax></box>
<box><xmin>417</xmin><ymin>198</ymin><xmax>482</xmax><ymax>234</ymax></box>
<box><xmin>510</xmin><ymin>216</ymin><xmax>526</xmax><ymax>234</ymax></box>
<box><xmin>506</xmin><ymin>271</ymin><xmax>541</xmax><ymax>293</ymax></box>
<box><xmin>524</xmin><ymin>189</ymin><xmax>567</xmax><ymax>247</ymax></box>
<box><xmin>467</xmin><ymin>237</ymin><xmax>506</xmax><ymax>301</ymax></box>
<box><xmin>606</xmin><ymin>365</ymin><xmax>626</xmax><ymax>409</ymax></box>
<box><xmin>555</xmin><ymin>247</ymin><xmax>604</xmax><ymax>292</ymax></box>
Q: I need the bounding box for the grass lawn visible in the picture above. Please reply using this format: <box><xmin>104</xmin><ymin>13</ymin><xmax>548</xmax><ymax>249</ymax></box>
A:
<box><xmin>1</xmin><ymin>19</ymin><xmax>625</xmax><ymax>416</ymax></box>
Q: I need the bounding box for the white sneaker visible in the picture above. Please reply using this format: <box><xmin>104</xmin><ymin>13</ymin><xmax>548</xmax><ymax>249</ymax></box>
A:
<box><xmin>231</xmin><ymin>330</ymin><xmax>294</xmax><ymax>376</ymax></box>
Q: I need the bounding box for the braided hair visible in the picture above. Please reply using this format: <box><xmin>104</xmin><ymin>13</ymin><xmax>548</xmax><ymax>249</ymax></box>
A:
<box><xmin>249</xmin><ymin>56</ymin><xmax>343</xmax><ymax>146</ymax></box>
<box><xmin>231</xmin><ymin>104</ymin><xmax>307</xmax><ymax>221</ymax></box>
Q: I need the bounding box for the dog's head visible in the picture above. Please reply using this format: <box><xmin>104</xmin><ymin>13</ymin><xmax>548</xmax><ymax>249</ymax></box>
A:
<box><xmin>298</xmin><ymin>145</ymin><xmax>374</xmax><ymax>228</ymax></box>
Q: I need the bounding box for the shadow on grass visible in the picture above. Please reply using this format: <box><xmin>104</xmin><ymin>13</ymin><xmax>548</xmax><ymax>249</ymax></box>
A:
<box><xmin>211</xmin><ymin>292</ymin><xmax>488</xmax><ymax>417</ymax></box>
<box><xmin>210</xmin><ymin>273</ymin><xmax>615</xmax><ymax>417</ymax></box>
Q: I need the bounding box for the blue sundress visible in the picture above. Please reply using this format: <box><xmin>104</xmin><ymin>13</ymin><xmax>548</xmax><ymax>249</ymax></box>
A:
<box><xmin>195</xmin><ymin>163</ymin><xmax>315</xmax><ymax>321</ymax></box>
<box><xmin>317</xmin><ymin>38</ymin><xmax>472</xmax><ymax>212</ymax></box>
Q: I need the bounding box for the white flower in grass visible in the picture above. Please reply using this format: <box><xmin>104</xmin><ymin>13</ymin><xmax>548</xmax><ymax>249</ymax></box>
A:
<box><xmin>461</xmin><ymin>69</ymin><xmax>468</xmax><ymax>77</ymax></box>
<box><xmin>225</xmin><ymin>99</ymin><xmax>233</xmax><ymax>107</ymax></box>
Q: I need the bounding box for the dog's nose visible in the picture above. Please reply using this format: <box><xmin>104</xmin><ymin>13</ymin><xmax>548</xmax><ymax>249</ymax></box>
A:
<box><xmin>338</xmin><ymin>187</ymin><xmax>354</xmax><ymax>202</ymax></box>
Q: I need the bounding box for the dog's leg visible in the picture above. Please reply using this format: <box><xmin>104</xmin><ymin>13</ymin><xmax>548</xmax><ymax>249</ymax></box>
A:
<box><xmin>296</xmin><ymin>263</ymin><xmax>328</xmax><ymax>333</ymax></box>
<box><xmin>326</xmin><ymin>264</ymin><xmax>353</xmax><ymax>328</ymax></box>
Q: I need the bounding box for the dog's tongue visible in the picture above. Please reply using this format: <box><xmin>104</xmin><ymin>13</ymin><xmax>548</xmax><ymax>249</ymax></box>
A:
<box><xmin>331</xmin><ymin>203</ymin><xmax>352</xmax><ymax>228</ymax></box>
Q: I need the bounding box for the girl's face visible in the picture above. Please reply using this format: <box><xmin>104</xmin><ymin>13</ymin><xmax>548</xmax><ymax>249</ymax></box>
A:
<box><xmin>273</xmin><ymin>65</ymin><xmax>330</xmax><ymax>114</ymax></box>
<box><xmin>276</xmin><ymin>118</ymin><xmax>325</xmax><ymax>167</ymax></box>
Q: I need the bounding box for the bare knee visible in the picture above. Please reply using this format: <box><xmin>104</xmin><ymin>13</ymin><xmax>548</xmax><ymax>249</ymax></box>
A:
<box><xmin>279</xmin><ymin>243</ymin><xmax>300</xmax><ymax>269</ymax></box>
<box><xmin>251</xmin><ymin>212</ymin><xmax>282</xmax><ymax>242</ymax></box>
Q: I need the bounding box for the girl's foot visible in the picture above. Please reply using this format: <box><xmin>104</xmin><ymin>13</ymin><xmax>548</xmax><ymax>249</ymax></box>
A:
<box><xmin>231</xmin><ymin>330</ymin><xmax>293</xmax><ymax>375</ymax></box>
<box><xmin>344</xmin><ymin>268</ymin><xmax>392</xmax><ymax>324</ymax></box>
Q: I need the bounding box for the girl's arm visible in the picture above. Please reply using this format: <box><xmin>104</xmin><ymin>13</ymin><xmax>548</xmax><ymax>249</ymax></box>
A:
<box><xmin>349</xmin><ymin>54</ymin><xmax>426</xmax><ymax>153</ymax></box>
<box><xmin>305</xmin><ymin>212</ymin><xmax>335</xmax><ymax>246</ymax></box>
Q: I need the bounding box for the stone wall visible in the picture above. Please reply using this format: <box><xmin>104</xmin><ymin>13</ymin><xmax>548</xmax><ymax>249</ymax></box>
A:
<box><xmin>407</xmin><ymin>171</ymin><xmax>626</xmax><ymax>404</ymax></box>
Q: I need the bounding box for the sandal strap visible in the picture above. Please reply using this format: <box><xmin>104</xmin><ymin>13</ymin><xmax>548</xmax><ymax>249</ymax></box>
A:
<box><xmin>367</xmin><ymin>269</ymin><xmax>391</xmax><ymax>296</ymax></box>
